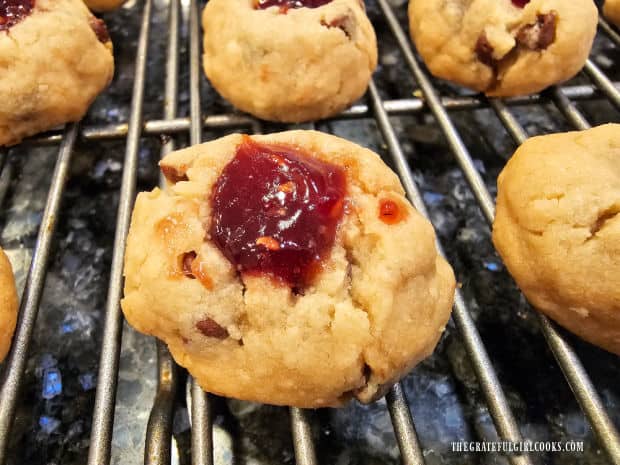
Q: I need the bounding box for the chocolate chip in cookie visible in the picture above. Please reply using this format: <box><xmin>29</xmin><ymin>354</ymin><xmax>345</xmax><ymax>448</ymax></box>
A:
<box><xmin>255</xmin><ymin>0</ymin><xmax>332</xmax><ymax>12</ymax></box>
<box><xmin>89</xmin><ymin>16</ymin><xmax>111</xmax><ymax>44</ymax></box>
<box><xmin>196</xmin><ymin>317</ymin><xmax>229</xmax><ymax>339</ymax></box>
<box><xmin>511</xmin><ymin>0</ymin><xmax>530</xmax><ymax>8</ymax></box>
<box><xmin>475</xmin><ymin>32</ymin><xmax>495</xmax><ymax>67</ymax></box>
<box><xmin>181</xmin><ymin>251</ymin><xmax>213</xmax><ymax>289</ymax></box>
<box><xmin>516</xmin><ymin>12</ymin><xmax>557</xmax><ymax>51</ymax></box>
<box><xmin>182</xmin><ymin>251</ymin><xmax>198</xmax><ymax>278</ymax></box>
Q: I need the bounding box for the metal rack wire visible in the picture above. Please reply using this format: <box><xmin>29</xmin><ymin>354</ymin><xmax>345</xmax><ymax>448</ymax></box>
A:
<box><xmin>0</xmin><ymin>0</ymin><xmax>619</xmax><ymax>464</ymax></box>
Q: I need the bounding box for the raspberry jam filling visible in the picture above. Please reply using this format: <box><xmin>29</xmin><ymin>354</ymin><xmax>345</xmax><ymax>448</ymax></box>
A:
<box><xmin>511</xmin><ymin>0</ymin><xmax>530</xmax><ymax>7</ymax></box>
<box><xmin>379</xmin><ymin>199</ymin><xmax>407</xmax><ymax>225</ymax></box>
<box><xmin>210</xmin><ymin>137</ymin><xmax>346</xmax><ymax>289</ymax></box>
<box><xmin>254</xmin><ymin>0</ymin><xmax>332</xmax><ymax>11</ymax></box>
<box><xmin>0</xmin><ymin>0</ymin><xmax>34</xmax><ymax>32</ymax></box>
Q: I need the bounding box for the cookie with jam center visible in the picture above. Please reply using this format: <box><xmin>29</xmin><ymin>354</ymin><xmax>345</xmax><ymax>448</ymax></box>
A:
<box><xmin>0</xmin><ymin>0</ymin><xmax>114</xmax><ymax>146</ymax></box>
<box><xmin>201</xmin><ymin>0</ymin><xmax>377</xmax><ymax>122</ymax></box>
<box><xmin>121</xmin><ymin>130</ymin><xmax>456</xmax><ymax>407</ymax></box>
<box><xmin>408</xmin><ymin>0</ymin><xmax>597</xmax><ymax>96</ymax></box>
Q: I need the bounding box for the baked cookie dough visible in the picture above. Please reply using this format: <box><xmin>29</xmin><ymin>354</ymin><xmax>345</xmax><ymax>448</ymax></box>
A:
<box><xmin>0</xmin><ymin>248</ymin><xmax>18</xmax><ymax>362</ymax></box>
<box><xmin>408</xmin><ymin>0</ymin><xmax>598</xmax><ymax>96</ymax></box>
<box><xmin>604</xmin><ymin>0</ymin><xmax>620</xmax><ymax>26</ymax></box>
<box><xmin>493</xmin><ymin>124</ymin><xmax>620</xmax><ymax>355</ymax></box>
<box><xmin>122</xmin><ymin>130</ymin><xmax>456</xmax><ymax>407</ymax></box>
<box><xmin>83</xmin><ymin>0</ymin><xmax>126</xmax><ymax>12</ymax></box>
<box><xmin>0</xmin><ymin>0</ymin><xmax>114</xmax><ymax>146</ymax></box>
<box><xmin>202</xmin><ymin>0</ymin><xmax>377</xmax><ymax>122</ymax></box>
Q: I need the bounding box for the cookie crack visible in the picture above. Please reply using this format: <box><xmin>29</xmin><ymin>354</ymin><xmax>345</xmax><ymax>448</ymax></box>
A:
<box><xmin>335</xmin><ymin>360</ymin><xmax>371</xmax><ymax>403</ymax></box>
<box><xmin>523</xmin><ymin>227</ymin><xmax>544</xmax><ymax>237</ymax></box>
<box><xmin>320</xmin><ymin>15</ymin><xmax>353</xmax><ymax>40</ymax></box>
<box><xmin>339</xmin><ymin>213</ymin><xmax>381</xmax><ymax>402</ymax></box>
<box><xmin>585</xmin><ymin>207</ymin><xmax>620</xmax><ymax>242</ymax></box>
<box><xmin>343</xmin><ymin>243</ymin><xmax>370</xmax><ymax>317</ymax></box>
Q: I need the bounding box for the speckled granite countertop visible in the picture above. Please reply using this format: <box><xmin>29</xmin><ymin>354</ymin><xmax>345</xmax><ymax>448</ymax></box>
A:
<box><xmin>1</xmin><ymin>0</ymin><xmax>619</xmax><ymax>464</ymax></box>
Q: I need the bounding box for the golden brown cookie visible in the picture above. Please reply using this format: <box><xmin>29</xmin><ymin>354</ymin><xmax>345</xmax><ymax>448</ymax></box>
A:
<box><xmin>202</xmin><ymin>0</ymin><xmax>377</xmax><ymax>122</ymax></box>
<box><xmin>0</xmin><ymin>248</ymin><xmax>18</xmax><ymax>362</ymax></box>
<box><xmin>122</xmin><ymin>130</ymin><xmax>455</xmax><ymax>407</ymax></box>
<box><xmin>83</xmin><ymin>0</ymin><xmax>126</xmax><ymax>12</ymax></box>
<box><xmin>604</xmin><ymin>0</ymin><xmax>620</xmax><ymax>26</ymax></box>
<box><xmin>0</xmin><ymin>0</ymin><xmax>114</xmax><ymax>146</ymax></box>
<box><xmin>493</xmin><ymin>124</ymin><xmax>620</xmax><ymax>355</ymax></box>
<box><xmin>408</xmin><ymin>0</ymin><xmax>597</xmax><ymax>96</ymax></box>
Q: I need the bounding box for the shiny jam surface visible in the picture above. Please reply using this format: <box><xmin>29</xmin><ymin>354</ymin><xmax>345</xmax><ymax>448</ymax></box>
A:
<box><xmin>0</xmin><ymin>0</ymin><xmax>34</xmax><ymax>32</ymax></box>
<box><xmin>210</xmin><ymin>137</ymin><xmax>346</xmax><ymax>289</ymax></box>
<box><xmin>511</xmin><ymin>0</ymin><xmax>530</xmax><ymax>7</ymax></box>
<box><xmin>379</xmin><ymin>199</ymin><xmax>407</xmax><ymax>225</ymax></box>
<box><xmin>255</xmin><ymin>0</ymin><xmax>332</xmax><ymax>11</ymax></box>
